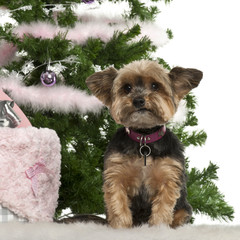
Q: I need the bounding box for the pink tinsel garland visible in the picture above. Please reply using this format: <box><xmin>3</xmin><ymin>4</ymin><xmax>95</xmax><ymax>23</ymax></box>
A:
<box><xmin>0</xmin><ymin>17</ymin><xmax>169</xmax><ymax>66</ymax></box>
<box><xmin>0</xmin><ymin>74</ymin><xmax>103</xmax><ymax>114</ymax></box>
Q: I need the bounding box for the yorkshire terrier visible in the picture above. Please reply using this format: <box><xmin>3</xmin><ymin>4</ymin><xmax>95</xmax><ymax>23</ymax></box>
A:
<box><xmin>86</xmin><ymin>60</ymin><xmax>202</xmax><ymax>228</ymax></box>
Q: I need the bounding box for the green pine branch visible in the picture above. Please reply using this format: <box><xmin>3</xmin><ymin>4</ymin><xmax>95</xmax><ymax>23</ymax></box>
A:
<box><xmin>127</xmin><ymin>0</ymin><xmax>159</xmax><ymax>21</ymax></box>
<box><xmin>0</xmin><ymin>23</ymin><xmax>20</xmax><ymax>44</ymax></box>
<box><xmin>171</xmin><ymin>93</ymin><xmax>207</xmax><ymax>147</ymax></box>
<box><xmin>187</xmin><ymin>162</ymin><xmax>234</xmax><ymax>222</ymax></box>
<box><xmin>173</xmin><ymin>126</ymin><xmax>207</xmax><ymax>147</ymax></box>
<box><xmin>157</xmin><ymin>57</ymin><xmax>171</xmax><ymax>70</ymax></box>
<box><xmin>57</xmin><ymin>5</ymin><xmax>78</xmax><ymax>27</ymax></box>
<box><xmin>0</xmin><ymin>0</ymin><xmax>169</xmax><ymax>23</ymax></box>
<box><xmin>185</xmin><ymin>93</ymin><xmax>198</xmax><ymax>110</ymax></box>
<box><xmin>84</xmin><ymin>24</ymin><xmax>155</xmax><ymax>68</ymax></box>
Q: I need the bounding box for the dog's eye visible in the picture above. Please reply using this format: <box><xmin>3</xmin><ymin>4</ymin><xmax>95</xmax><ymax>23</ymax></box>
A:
<box><xmin>151</xmin><ymin>82</ymin><xmax>159</xmax><ymax>91</ymax></box>
<box><xmin>123</xmin><ymin>84</ymin><xmax>132</xmax><ymax>94</ymax></box>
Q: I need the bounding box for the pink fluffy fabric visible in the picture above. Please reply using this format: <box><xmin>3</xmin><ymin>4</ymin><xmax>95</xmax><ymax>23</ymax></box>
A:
<box><xmin>0</xmin><ymin>74</ymin><xmax>103</xmax><ymax>113</ymax></box>
<box><xmin>0</xmin><ymin>127</ymin><xmax>61</xmax><ymax>222</ymax></box>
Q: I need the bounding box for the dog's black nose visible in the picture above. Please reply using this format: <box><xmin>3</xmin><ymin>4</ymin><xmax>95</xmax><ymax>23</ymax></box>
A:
<box><xmin>133</xmin><ymin>97</ymin><xmax>145</xmax><ymax>108</ymax></box>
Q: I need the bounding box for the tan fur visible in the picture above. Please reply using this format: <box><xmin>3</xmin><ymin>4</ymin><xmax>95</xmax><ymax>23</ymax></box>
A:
<box><xmin>116</xmin><ymin>61</ymin><xmax>173</xmax><ymax>95</ymax></box>
<box><xmin>171</xmin><ymin>209</ymin><xmax>191</xmax><ymax>228</ymax></box>
<box><xmin>145</xmin><ymin>158</ymin><xmax>183</xmax><ymax>226</ymax></box>
<box><xmin>104</xmin><ymin>154</ymin><xmax>183</xmax><ymax>228</ymax></box>
<box><xmin>86</xmin><ymin>67</ymin><xmax>117</xmax><ymax>106</ymax></box>
<box><xmin>169</xmin><ymin>67</ymin><xmax>203</xmax><ymax>101</ymax></box>
<box><xmin>147</xmin><ymin>94</ymin><xmax>175</xmax><ymax>123</ymax></box>
<box><xmin>103</xmin><ymin>153</ymin><xmax>143</xmax><ymax>228</ymax></box>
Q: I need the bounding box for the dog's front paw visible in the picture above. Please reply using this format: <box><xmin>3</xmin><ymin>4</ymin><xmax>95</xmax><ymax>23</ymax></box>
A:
<box><xmin>109</xmin><ymin>214</ymin><xmax>133</xmax><ymax>229</ymax></box>
<box><xmin>148</xmin><ymin>212</ymin><xmax>173</xmax><ymax>227</ymax></box>
<box><xmin>170</xmin><ymin>209</ymin><xmax>191</xmax><ymax>228</ymax></box>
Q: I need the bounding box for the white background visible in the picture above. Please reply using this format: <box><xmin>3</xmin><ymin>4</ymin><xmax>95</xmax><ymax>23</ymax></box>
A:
<box><xmin>157</xmin><ymin>0</ymin><xmax>240</xmax><ymax>225</ymax></box>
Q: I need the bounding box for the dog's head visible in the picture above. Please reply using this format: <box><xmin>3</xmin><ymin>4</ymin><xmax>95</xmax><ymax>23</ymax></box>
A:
<box><xmin>86</xmin><ymin>60</ymin><xmax>202</xmax><ymax>129</ymax></box>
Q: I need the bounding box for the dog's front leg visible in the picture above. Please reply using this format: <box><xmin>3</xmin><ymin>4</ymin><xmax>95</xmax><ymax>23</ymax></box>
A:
<box><xmin>103</xmin><ymin>178</ymin><xmax>132</xmax><ymax>228</ymax></box>
<box><xmin>145</xmin><ymin>157</ymin><xmax>183</xmax><ymax>226</ymax></box>
<box><xmin>103</xmin><ymin>155</ymin><xmax>142</xmax><ymax>228</ymax></box>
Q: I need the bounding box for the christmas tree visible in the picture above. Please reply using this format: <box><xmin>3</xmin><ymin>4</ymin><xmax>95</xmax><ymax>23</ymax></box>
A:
<box><xmin>0</xmin><ymin>0</ymin><xmax>234</xmax><ymax>222</ymax></box>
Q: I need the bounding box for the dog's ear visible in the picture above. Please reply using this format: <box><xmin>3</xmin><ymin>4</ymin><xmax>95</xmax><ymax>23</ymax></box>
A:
<box><xmin>86</xmin><ymin>67</ymin><xmax>118</xmax><ymax>106</ymax></box>
<box><xmin>169</xmin><ymin>67</ymin><xmax>203</xmax><ymax>100</ymax></box>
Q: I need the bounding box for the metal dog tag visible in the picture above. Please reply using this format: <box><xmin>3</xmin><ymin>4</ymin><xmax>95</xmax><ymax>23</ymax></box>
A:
<box><xmin>139</xmin><ymin>144</ymin><xmax>151</xmax><ymax>166</ymax></box>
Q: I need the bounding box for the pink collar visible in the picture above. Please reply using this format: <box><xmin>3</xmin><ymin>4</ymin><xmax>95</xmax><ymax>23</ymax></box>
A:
<box><xmin>126</xmin><ymin>125</ymin><xmax>166</xmax><ymax>144</ymax></box>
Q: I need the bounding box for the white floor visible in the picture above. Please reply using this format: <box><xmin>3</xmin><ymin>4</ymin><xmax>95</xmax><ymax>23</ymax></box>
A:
<box><xmin>1</xmin><ymin>222</ymin><xmax>240</xmax><ymax>240</ymax></box>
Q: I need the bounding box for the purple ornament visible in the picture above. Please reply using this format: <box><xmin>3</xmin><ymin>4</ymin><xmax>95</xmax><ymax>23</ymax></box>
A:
<box><xmin>40</xmin><ymin>70</ymin><xmax>57</xmax><ymax>87</ymax></box>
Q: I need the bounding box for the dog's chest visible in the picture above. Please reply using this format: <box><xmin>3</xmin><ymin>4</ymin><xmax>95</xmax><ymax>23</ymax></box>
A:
<box><xmin>140</xmin><ymin>155</ymin><xmax>154</xmax><ymax>167</ymax></box>
<box><xmin>131</xmin><ymin>155</ymin><xmax>155</xmax><ymax>175</ymax></box>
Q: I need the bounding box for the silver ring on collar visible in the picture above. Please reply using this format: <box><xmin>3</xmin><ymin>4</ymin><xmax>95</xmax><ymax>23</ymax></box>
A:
<box><xmin>139</xmin><ymin>144</ymin><xmax>151</xmax><ymax>157</ymax></box>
